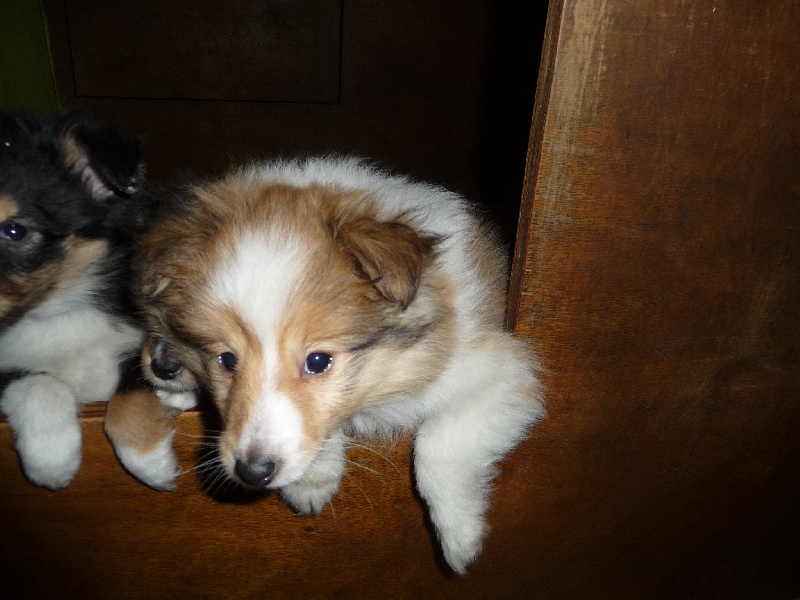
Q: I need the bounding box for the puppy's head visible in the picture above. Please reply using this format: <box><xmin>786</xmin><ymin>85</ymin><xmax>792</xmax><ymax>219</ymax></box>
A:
<box><xmin>137</xmin><ymin>175</ymin><xmax>454</xmax><ymax>490</ymax></box>
<box><xmin>0</xmin><ymin>113</ymin><xmax>144</xmax><ymax>327</ymax></box>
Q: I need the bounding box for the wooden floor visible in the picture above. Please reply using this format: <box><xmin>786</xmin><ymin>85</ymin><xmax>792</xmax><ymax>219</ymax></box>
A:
<box><xmin>1</xmin><ymin>409</ymin><xmax>551</xmax><ymax>599</ymax></box>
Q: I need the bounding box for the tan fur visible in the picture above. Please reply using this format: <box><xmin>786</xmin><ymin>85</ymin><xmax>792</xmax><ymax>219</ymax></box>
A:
<box><xmin>137</xmin><ymin>179</ymin><xmax>457</xmax><ymax>469</ymax></box>
<box><xmin>1</xmin><ymin>235</ymin><xmax>108</xmax><ymax>321</ymax></box>
<box><xmin>133</xmin><ymin>159</ymin><xmax>542</xmax><ymax>572</ymax></box>
<box><xmin>0</xmin><ymin>193</ymin><xmax>16</xmax><ymax>221</ymax></box>
<box><xmin>336</xmin><ymin>217</ymin><xmax>439</xmax><ymax>308</ymax></box>
<box><xmin>56</xmin><ymin>238</ymin><xmax>109</xmax><ymax>292</ymax></box>
<box><xmin>2</xmin><ymin>261</ymin><xmax>61</xmax><ymax>321</ymax></box>
<box><xmin>104</xmin><ymin>390</ymin><xmax>178</xmax><ymax>454</ymax></box>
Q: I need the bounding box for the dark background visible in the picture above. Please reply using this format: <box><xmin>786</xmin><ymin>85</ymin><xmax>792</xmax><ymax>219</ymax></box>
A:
<box><xmin>38</xmin><ymin>0</ymin><xmax>549</xmax><ymax>249</ymax></box>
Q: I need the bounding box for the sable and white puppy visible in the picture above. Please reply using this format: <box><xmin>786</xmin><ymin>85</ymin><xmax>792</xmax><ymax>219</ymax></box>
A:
<box><xmin>135</xmin><ymin>157</ymin><xmax>544</xmax><ymax>572</ymax></box>
<box><xmin>0</xmin><ymin>112</ymin><xmax>162</xmax><ymax>489</ymax></box>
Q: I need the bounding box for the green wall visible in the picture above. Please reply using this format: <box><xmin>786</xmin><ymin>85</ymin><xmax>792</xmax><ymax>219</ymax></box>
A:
<box><xmin>0</xmin><ymin>0</ymin><xmax>59</xmax><ymax>112</ymax></box>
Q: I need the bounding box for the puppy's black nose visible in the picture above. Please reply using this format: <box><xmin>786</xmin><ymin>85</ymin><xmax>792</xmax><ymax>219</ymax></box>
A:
<box><xmin>234</xmin><ymin>458</ymin><xmax>276</xmax><ymax>488</ymax></box>
<box><xmin>150</xmin><ymin>356</ymin><xmax>182</xmax><ymax>380</ymax></box>
<box><xmin>150</xmin><ymin>338</ymin><xmax>183</xmax><ymax>380</ymax></box>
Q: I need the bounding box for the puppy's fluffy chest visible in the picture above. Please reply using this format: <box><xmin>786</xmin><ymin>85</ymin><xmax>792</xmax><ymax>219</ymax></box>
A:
<box><xmin>0</xmin><ymin>280</ymin><xmax>142</xmax><ymax>403</ymax></box>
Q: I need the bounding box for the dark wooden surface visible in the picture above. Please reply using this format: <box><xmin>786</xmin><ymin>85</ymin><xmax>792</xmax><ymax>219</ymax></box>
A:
<box><xmin>64</xmin><ymin>0</ymin><xmax>342</xmax><ymax>103</ymax></box>
<box><xmin>42</xmin><ymin>0</ymin><xmax>544</xmax><ymax>247</ymax></box>
<box><xmin>509</xmin><ymin>0</ymin><xmax>800</xmax><ymax>597</ymax></box>
<box><xmin>3</xmin><ymin>1</ymin><xmax>800</xmax><ymax>598</ymax></box>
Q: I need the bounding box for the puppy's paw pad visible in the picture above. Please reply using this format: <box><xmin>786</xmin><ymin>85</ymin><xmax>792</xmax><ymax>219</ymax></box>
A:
<box><xmin>112</xmin><ymin>434</ymin><xmax>179</xmax><ymax>491</ymax></box>
<box><xmin>281</xmin><ymin>478</ymin><xmax>340</xmax><ymax>515</ymax></box>
<box><xmin>155</xmin><ymin>389</ymin><xmax>197</xmax><ymax>411</ymax></box>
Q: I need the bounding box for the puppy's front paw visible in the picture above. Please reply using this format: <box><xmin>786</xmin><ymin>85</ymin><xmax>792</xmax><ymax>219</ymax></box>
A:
<box><xmin>17</xmin><ymin>419</ymin><xmax>82</xmax><ymax>490</ymax></box>
<box><xmin>112</xmin><ymin>433</ymin><xmax>179</xmax><ymax>491</ymax></box>
<box><xmin>155</xmin><ymin>389</ymin><xmax>197</xmax><ymax>411</ymax></box>
<box><xmin>437</xmin><ymin>514</ymin><xmax>488</xmax><ymax>574</ymax></box>
<box><xmin>1</xmin><ymin>375</ymin><xmax>82</xmax><ymax>490</ymax></box>
<box><xmin>280</xmin><ymin>476</ymin><xmax>341</xmax><ymax>515</ymax></box>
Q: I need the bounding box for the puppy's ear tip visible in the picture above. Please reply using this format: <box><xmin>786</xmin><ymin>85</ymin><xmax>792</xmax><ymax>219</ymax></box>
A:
<box><xmin>60</xmin><ymin>117</ymin><xmax>144</xmax><ymax>201</ymax></box>
<box><xmin>338</xmin><ymin>217</ymin><xmax>439</xmax><ymax>308</ymax></box>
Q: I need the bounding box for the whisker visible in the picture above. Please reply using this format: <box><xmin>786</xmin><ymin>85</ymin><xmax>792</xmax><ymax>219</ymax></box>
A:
<box><xmin>344</xmin><ymin>458</ymin><xmax>384</xmax><ymax>478</ymax></box>
<box><xmin>349</xmin><ymin>478</ymin><xmax>374</xmax><ymax>513</ymax></box>
<box><xmin>329</xmin><ymin>498</ymin><xmax>337</xmax><ymax>526</ymax></box>
<box><xmin>343</xmin><ymin>441</ymin><xmax>400</xmax><ymax>474</ymax></box>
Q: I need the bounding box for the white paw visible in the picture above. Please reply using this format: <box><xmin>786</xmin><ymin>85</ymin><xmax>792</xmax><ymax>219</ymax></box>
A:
<box><xmin>112</xmin><ymin>432</ymin><xmax>179</xmax><ymax>491</ymax></box>
<box><xmin>1</xmin><ymin>375</ymin><xmax>82</xmax><ymax>490</ymax></box>
<box><xmin>437</xmin><ymin>514</ymin><xmax>487</xmax><ymax>574</ymax></box>
<box><xmin>155</xmin><ymin>388</ymin><xmax>197</xmax><ymax>411</ymax></box>
<box><xmin>16</xmin><ymin>420</ymin><xmax>82</xmax><ymax>490</ymax></box>
<box><xmin>280</xmin><ymin>476</ymin><xmax>341</xmax><ymax>515</ymax></box>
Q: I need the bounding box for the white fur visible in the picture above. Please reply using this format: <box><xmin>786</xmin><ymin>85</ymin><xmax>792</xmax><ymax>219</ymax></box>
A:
<box><xmin>146</xmin><ymin>158</ymin><xmax>545</xmax><ymax>573</ymax></box>
<box><xmin>0</xmin><ymin>274</ymin><xmax>143</xmax><ymax>488</ymax></box>
<box><xmin>280</xmin><ymin>428</ymin><xmax>347</xmax><ymax>515</ymax></box>
<box><xmin>155</xmin><ymin>388</ymin><xmax>198</xmax><ymax>411</ymax></box>
<box><xmin>211</xmin><ymin>231</ymin><xmax>314</xmax><ymax>486</ymax></box>
<box><xmin>110</xmin><ymin>430</ymin><xmax>179</xmax><ymax>491</ymax></box>
<box><xmin>0</xmin><ymin>374</ymin><xmax>82</xmax><ymax>489</ymax></box>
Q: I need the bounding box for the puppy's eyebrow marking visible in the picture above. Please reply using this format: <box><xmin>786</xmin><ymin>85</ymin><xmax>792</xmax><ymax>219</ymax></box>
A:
<box><xmin>348</xmin><ymin>322</ymin><xmax>434</xmax><ymax>353</ymax></box>
<box><xmin>0</xmin><ymin>194</ymin><xmax>19</xmax><ymax>222</ymax></box>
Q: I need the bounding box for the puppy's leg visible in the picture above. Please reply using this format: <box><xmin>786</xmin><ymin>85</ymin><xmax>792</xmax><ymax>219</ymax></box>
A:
<box><xmin>413</xmin><ymin>342</ymin><xmax>544</xmax><ymax>574</ymax></box>
<box><xmin>0</xmin><ymin>374</ymin><xmax>82</xmax><ymax>489</ymax></box>
<box><xmin>280</xmin><ymin>428</ymin><xmax>347</xmax><ymax>515</ymax></box>
<box><xmin>105</xmin><ymin>389</ymin><xmax>180</xmax><ymax>491</ymax></box>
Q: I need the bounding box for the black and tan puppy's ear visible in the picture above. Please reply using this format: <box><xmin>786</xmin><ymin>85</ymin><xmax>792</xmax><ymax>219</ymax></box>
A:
<box><xmin>336</xmin><ymin>216</ymin><xmax>439</xmax><ymax>309</ymax></box>
<box><xmin>59</xmin><ymin>117</ymin><xmax>144</xmax><ymax>201</ymax></box>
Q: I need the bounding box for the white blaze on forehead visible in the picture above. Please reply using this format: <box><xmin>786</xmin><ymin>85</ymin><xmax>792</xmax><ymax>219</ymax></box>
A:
<box><xmin>209</xmin><ymin>228</ymin><xmax>307</xmax><ymax>332</ymax></box>
<box><xmin>209</xmin><ymin>228</ymin><xmax>310</xmax><ymax>483</ymax></box>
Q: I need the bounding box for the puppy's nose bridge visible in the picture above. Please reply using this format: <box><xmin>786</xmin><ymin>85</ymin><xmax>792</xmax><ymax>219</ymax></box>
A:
<box><xmin>234</xmin><ymin>457</ymin><xmax>277</xmax><ymax>488</ymax></box>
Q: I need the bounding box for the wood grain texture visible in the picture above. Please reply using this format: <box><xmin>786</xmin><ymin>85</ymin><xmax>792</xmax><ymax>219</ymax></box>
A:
<box><xmin>0</xmin><ymin>411</ymin><xmax>543</xmax><ymax>599</ymax></box>
<box><xmin>509</xmin><ymin>0</ymin><xmax>800</xmax><ymax>597</ymax></box>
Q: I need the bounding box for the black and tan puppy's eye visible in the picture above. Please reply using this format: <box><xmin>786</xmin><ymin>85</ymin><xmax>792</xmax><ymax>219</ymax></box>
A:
<box><xmin>304</xmin><ymin>352</ymin><xmax>332</xmax><ymax>375</ymax></box>
<box><xmin>0</xmin><ymin>221</ymin><xmax>27</xmax><ymax>242</ymax></box>
<box><xmin>218</xmin><ymin>351</ymin><xmax>238</xmax><ymax>372</ymax></box>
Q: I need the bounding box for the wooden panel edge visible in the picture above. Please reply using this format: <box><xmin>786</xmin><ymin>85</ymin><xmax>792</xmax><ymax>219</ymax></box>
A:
<box><xmin>505</xmin><ymin>0</ymin><xmax>566</xmax><ymax>333</ymax></box>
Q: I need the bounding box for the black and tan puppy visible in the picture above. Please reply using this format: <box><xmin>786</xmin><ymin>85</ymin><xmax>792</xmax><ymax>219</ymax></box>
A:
<box><xmin>0</xmin><ymin>112</ymin><xmax>174</xmax><ymax>489</ymax></box>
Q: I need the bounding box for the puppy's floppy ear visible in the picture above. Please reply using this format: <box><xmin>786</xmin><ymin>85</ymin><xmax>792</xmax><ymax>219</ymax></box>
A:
<box><xmin>337</xmin><ymin>216</ymin><xmax>439</xmax><ymax>309</ymax></box>
<box><xmin>59</xmin><ymin>117</ymin><xmax>144</xmax><ymax>201</ymax></box>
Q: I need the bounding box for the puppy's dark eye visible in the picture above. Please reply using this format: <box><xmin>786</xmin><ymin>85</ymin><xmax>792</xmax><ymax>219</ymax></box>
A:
<box><xmin>218</xmin><ymin>352</ymin><xmax>237</xmax><ymax>372</ymax></box>
<box><xmin>304</xmin><ymin>352</ymin><xmax>333</xmax><ymax>375</ymax></box>
<box><xmin>0</xmin><ymin>221</ymin><xmax>27</xmax><ymax>242</ymax></box>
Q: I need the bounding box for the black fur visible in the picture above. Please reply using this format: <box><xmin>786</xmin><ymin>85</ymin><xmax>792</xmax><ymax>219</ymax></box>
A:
<box><xmin>0</xmin><ymin>112</ymin><xmax>153</xmax><ymax>489</ymax></box>
<box><xmin>0</xmin><ymin>113</ymin><xmax>150</xmax><ymax>330</ymax></box>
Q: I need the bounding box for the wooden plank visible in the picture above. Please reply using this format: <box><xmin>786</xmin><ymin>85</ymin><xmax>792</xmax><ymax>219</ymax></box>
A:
<box><xmin>509</xmin><ymin>0</ymin><xmax>800</xmax><ymax>596</ymax></box>
<box><xmin>0</xmin><ymin>412</ymin><xmax>546</xmax><ymax>599</ymax></box>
